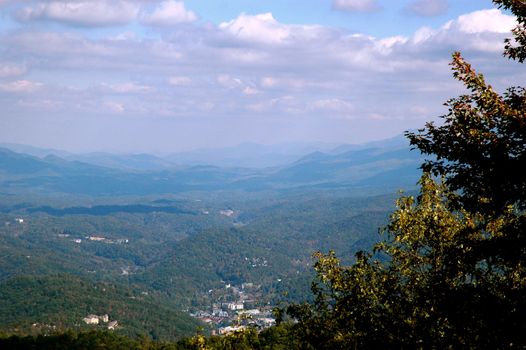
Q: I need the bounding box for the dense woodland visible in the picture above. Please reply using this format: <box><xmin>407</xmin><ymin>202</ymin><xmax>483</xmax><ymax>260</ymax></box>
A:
<box><xmin>1</xmin><ymin>0</ymin><xmax>525</xmax><ymax>348</ymax></box>
<box><xmin>0</xmin><ymin>188</ymin><xmax>394</xmax><ymax>341</ymax></box>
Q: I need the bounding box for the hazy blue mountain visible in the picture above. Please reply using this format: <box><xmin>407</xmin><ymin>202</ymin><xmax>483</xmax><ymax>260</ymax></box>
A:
<box><xmin>0</xmin><ymin>147</ymin><xmax>258</xmax><ymax>195</ymax></box>
<box><xmin>1</xmin><ymin>141</ymin><xmax>341</xmax><ymax>170</ymax></box>
<box><xmin>233</xmin><ymin>144</ymin><xmax>423</xmax><ymax>192</ymax></box>
<box><xmin>0</xmin><ymin>135</ymin><xmax>423</xmax><ymax>196</ymax></box>
<box><xmin>0</xmin><ymin>148</ymin><xmax>117</xmax><ymax>176</ymax></box>
<box><xmin>65</xmin><ymin>152</ymin><xmax>178</xmax><ymax>172</ymax></box>
<box><xmin>328</xmin><ymin>134</ymin><xmax>410</xmax><ymax>154</ymax></box>
<box><xmin>1</xmin><ymin>137</ymin><xmax>410</xmax><ymax>171</ymax></box>
<box><xmin>0</xmin><ymin>143</ymin><xmax>72</xmax><ymax>159</ymax></box>
<box><xmin>165</xmin><ymin>141</ymin><xmax>342</xmax><ymax>168</ymax></box>
<box><xmin>0</xmin><ymin>147</ymin><xmax>50</xmax><ymax>175</ymax></box>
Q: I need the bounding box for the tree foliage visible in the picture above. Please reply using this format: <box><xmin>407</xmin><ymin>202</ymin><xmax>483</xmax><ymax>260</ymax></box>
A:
<box><xmin>406</xmin><ymin>0</ymin><xmax>526</xmax><ymax>214</ymax></box>
<box><xmin>495</xmin><ymin>0</ymin><xmax>526</xmax><ymax>62</ymax></box>
<box><xmin>289</xmin><ymin>175</ymin><xmax>526</xmax><ymax>348</ymax></box>
<box><xmin>407</xmin><ymin>52</ymin><xmax>526</xmax><ymax>215</ymax></box>
<box><xmin>287</xmin><ymin>1</ymin><xmax>526</xmax><ymax>348</ymax></box>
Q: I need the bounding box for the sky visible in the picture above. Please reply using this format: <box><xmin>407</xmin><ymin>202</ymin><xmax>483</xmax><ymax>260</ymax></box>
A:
<box><xmin>0</xmin><ymin>0</ymin><xmax>523</xmax><ymax>154</ymax></box>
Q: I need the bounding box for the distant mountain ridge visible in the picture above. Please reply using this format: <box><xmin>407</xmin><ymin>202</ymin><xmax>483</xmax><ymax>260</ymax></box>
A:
<box><xmin>2</xmin><ymin>137</ymin><xmax>406</xmax><ymax>170</ymax></box>
<box><xmin>2</xmin><ymin>141</ymin><xmax>343</xmax><ymax>170</ymax></box>
<box><xmin>164</xmin><ymin>141</ymin><xmax>343</xmax><ymax>168</ymax></box>
<box><xmin>0</xmin><ymin>135</ymin><xmax>423</xmax><ymax>196</ymax></box>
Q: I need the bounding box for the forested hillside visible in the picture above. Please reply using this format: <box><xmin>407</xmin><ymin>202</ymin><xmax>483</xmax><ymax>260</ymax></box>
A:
<box><xmin>0</xmin><ymin>275</ymin><xmax>200</xmax><ymax>339</ymax></box>
<box><xmin>0</xmin><ymin>187</ymin><xmax>398</xmax><ymax>340</ymax></box>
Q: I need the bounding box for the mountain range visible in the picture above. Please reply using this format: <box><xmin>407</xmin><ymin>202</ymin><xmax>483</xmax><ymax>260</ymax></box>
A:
<box><xmin>0</xmin><ymin>135</ymin><xmax>423</xmax><ymax>196</ymax></box>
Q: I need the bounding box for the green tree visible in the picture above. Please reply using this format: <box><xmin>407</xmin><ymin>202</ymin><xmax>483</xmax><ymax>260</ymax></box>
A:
<box><xmin>407</xmin><ymin>52</ymin><xmax>526</xmax><ymax>215</ymax></box>
<box><xmin>288</xmin><ymin>0</ymin><xmax>526</xmax><ymax>348</ymax></box>
<box><xmin>288</xmin><ymin>176</ymin><xmax>496</xmax><ymax>348</ymax></box>
<box><xmin>407</xmin><ymin>0</ymin><xmax>525</xmax><ymax>216</ymax></box>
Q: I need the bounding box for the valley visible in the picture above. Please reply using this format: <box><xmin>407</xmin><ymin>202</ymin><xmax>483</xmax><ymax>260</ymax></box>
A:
<box><xmin>0</xmin><ymin>137</ymin><xmax>419</xmax><ymax>340</ymax></box>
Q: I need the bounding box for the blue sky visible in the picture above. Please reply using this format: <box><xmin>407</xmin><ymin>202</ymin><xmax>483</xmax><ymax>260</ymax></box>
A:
<box><xmin>0</xmin><ymin>0</ymin><xmax>522</xmax><ymax>154</ymax></box>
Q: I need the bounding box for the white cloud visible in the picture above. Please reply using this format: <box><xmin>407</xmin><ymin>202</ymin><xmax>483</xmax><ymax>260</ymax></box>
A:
<box><xmin>110</xmin><ymin>32</ymin><xmax>138</xmax><ymax>42</ymax></box>
<box><xmin>105</xmin><ymin>101</ymin><xmax>125</xmax><ymax>113</ymax></box>
<box><xmin>258</xmin><ymin>77</ymin><xmax>307</xmax><ymax>90</ymax></box>
<box><xmin>0</xmin><ymin>63</ymin><xmax>26</xmax><ymax>78</ymax></box>
<box><xmin>409</xmin><ymin>105</ymin><xmax>429</xmax><ymax>115</ymax></box>
<box><xmin>450</xmin><ymin>9</ymin><xmax>516</xmax><ymax>34</ymax></box>
<box><xmin>376</xmin><ymin>35</ymin><xmax>409</xmax><ymax>54</ymax></box>
<box><xmin>219</xmin><ymin>13</ymin><xmax>289</xmax><ymax>45</ymax></box>
<box><xmin>216</xmin><ymin>75</ymin><xmax>263</xmax><ymax>95</ymax></box>
<box><xmin>332</xmin><ymin>0</ymin><xmax>381</xmax><ymax>13</ymax></box>
<box><xmin>17</xmin><ymin>98</ymin><xmax>62</xmax><ymax>110</ymax></box>
<box><xmin>99</xmin><ymin>82</ymin><xmax>152</xmax><ymax>94</ymax></box>
<box><xmin>407</xmin><ymin>0</ymin><xmax>448</xmax><ymax>17</ymax></box>
<box><xmin>16</xmin><ymin>1</ymin><xmax>140</xmax><ymax>26</ymax></box>
<box><xmin>217</xmin><ymin>74</ymin><xmax>243</xmax><ymax>89</ymax></box>
<box><xmin>0</xmin><ymin>0</ymin><xmax>16</xmax><ymax>7</ymax></box>
<box><xmin>0</xmin><ymin>80</ymin><xmax>43</xmax><ymax>92</ymax></box>
<box><xmin>242</xmin><ymin>86</ymin><xmax>260</xmax><ymax>95</ymax></box>
<box><xmin>216</xmin><ymin>48</ymin><xmax>271</xmax><ymax>65</ymax></box>
<box><xmin>168</xmin><ymin>76</ymin><xmax>192</xmax><ymax>86</ymax></box>
<box><xmin>2</xmin><ymin>30</ymin><xmax>183</xmax><ymax>71</ymax></box>
<box><xmin>401</xmin><ymin>9</ymin><xmax>518</xmax><ymax>53</ymax></box>
<box><xmin>311</xmin><ymin>98</ymin><xmax>353</xmax><ymax>112</ymax></box>
<box><xmin>354</xmin><ymin>8</ymin><xmax>518</xmax><ymax>61</ymax></box>
<box><xmin>413</xmin><ymin>26</ymin><xmax>435</xmax><ymax>44</ymax></box>
<box><xmin>140</xmin><ymin>0</ymin><xmax>197</xmax><ymax>26</ymax></box>
<box><xmin>3</xmin><ymin>9</ymin><xmax>516</xmax><ymax>81</ymax></box>
<box><xmin>260</xmin><ymin>77</ymin><xmax>277</xmax><ymax>88</ymax></box>
<box><xmin>1</xmin><ymin>7</ymin><xmax>522</xmax><ymax>150</ymax></box>
<box><xmin>246</xmin><ymin>95</ymin><xmax>302</xmax><ymax>114</ymax></box>
<box><xmin>368</xmin><ymin>113</ymin><xmax>386</xmax><ymax>120</ymax></box>
<box><xmin>217</xmin><ymin>13</ymin><xmax>328</xmax><ymax>46</ymax></box>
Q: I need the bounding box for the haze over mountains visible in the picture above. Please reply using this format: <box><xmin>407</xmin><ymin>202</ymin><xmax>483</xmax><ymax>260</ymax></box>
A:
<box><xmin>0</xmin><ymin>134</ymin><xmax>422</xmax><ymax>197</ymax></box>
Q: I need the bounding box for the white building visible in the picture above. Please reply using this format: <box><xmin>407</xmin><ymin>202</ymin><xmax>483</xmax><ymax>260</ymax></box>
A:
<box><xmin>219</xmin><ymin>209</ymin><xmax>235</xmax><ymax>217</ymax></box>
<box><xmin>243</xmin><ymin>309</ymin><xmax>261</xmax><ymax>316</ymax></box>
<box><xmin>83</xmin><ymin>315</ymin><xmax>99</xmax><ymax>325</ymax></box>
<box><xmin>226</xmin><ymin>302</ymin><xmax>244</xmax><ymax>311</ymax></box>
<box><xmin>218</xmin><ymin>326</ymin><xmax>246</xmax><ymax>335</ymax></box>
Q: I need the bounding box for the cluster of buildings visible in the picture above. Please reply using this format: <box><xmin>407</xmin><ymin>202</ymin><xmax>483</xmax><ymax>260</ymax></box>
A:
<box><xmin>56</xmin><ymin>232</ymin><xmax>129</xmax><ymax>245</ymax></box>
<box><xmin>85</xmin><ymin>236</ymin><xmax>129</xmax><ymax>244</ymax></box>
<box><xmin>82</xmin><ymin>314</ymin><xmax>118</xmax><ymax>330</ymax></box>
<box><xmin>219</xmin><ymin>209</ymin><xmax>235</xmax><ymax>217</ymax></box>
<box><xmin>3</xmin><ymin>217</ymin><xmax>25</xmax><ymax>226</ymax></box>
<box><xmin>190</xmin><ymin>283</ymin><xmax>276</xmax><ymax>335</ymax></box>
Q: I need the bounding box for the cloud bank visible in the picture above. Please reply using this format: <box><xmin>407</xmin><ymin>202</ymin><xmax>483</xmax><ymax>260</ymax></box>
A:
<box><xmin>0</xmin><ymin>2</ymin><xmax>522</xmax><ymax>152</ymax></box>
<box><xmin>16</xmin><ymin>1</ymin><xmax>140</xmax><ymax>26</ymax></box>
<box><xmin>332</xmin><ymin>0</ymin><xmax>382</xmax><ymax>13</ymax></box>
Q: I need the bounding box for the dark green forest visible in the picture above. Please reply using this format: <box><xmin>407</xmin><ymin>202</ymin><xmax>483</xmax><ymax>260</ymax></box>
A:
<box><xmin>0</xmin><ymin>186</ymin><xmax>395</xmax><ymax>341</ymax></box>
